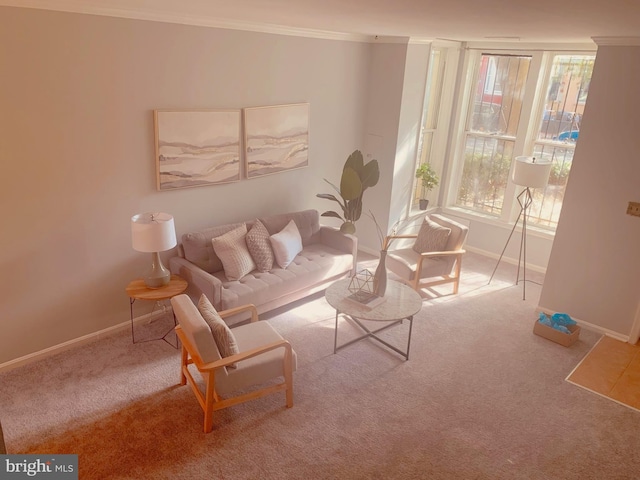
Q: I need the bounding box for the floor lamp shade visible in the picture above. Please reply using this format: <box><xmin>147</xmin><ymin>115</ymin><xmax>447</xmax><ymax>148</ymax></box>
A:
<box><xmin>512</xmin><ymin>156</ymin><xmax>553</xmax><ymax>188</ymax></box>
<box><xmin>131</xmin><ymin>212</ymin><xmax>177</xmax><ymax>288</ymax></box>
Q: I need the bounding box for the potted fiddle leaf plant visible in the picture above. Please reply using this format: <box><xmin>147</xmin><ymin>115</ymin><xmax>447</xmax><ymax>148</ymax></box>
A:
<box><xmin>317</xmin><ymin>149</ymin><xmax>380</xmax><ymax>234</ymax></box>
<box><xmin>415</xmin><ymin>163</ymin><xmax>439</xmax><ymax>210</ymax></box>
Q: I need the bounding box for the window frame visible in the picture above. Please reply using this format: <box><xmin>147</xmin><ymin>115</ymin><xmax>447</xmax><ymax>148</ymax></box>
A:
<box><xmin>440</xmin><ymin>44</ymin><xmax>596</xmax><ymax>234</ymax></box>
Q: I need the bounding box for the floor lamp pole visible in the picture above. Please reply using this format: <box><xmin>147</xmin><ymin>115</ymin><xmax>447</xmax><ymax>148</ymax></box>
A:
<box><xmin>489</xmin><ymin>187</ymin><xmax>533</xmax><ymax>300</ymax></box>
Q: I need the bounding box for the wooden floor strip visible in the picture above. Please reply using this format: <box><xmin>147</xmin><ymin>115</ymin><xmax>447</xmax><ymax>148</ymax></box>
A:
<box><xmin>566</xmin><ymin>335</ymin><xmax>640</xmax><ymax>412</ymax></box>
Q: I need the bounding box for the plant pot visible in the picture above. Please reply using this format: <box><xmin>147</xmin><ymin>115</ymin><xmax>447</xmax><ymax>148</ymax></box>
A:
<box><xmin>419</xmin><ymin>199</ymin><xmax>429</xmax><ymax>210</ymax></box>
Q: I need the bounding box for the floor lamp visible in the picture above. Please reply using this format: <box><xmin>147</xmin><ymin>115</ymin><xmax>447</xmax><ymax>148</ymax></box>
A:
<box><xmin>489</xmin><ymin>156</ymin><xmax>552</xmax><ymax>300</ymax></box>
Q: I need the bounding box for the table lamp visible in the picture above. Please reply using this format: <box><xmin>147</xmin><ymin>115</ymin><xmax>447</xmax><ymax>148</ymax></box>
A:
<box><xmin>131</xmin><ymin>212</ymin><xmax>177</xmax><ymax>288</ymax></box>
<box><xmin>489</xmin><ymin>156</ymin><xmax>552</xmax><ymax>299</ymax></box>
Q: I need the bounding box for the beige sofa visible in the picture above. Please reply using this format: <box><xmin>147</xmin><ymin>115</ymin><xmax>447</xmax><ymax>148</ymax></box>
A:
<box><xmin>169</xmin><ymin>209</ymin><xmax>357</xmax><ymax>323</ymax></box>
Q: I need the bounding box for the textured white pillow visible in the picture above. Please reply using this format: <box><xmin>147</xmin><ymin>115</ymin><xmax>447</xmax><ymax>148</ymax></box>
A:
<box><xmin>211</xmin><ymin>224</ymin><xmax>256</xmax><ymax>281</ymax></box>
<box><xmin>246</xmin><ymin>219</ymin><xmax>274</xmax><ymax>272</ymax></box>
<box><xmin>197</xmin><ymin>294</ymin><xmax>239</xmax><ymax>368</ymax></box>
<box><xmin>413</xmin><ymin>217</ymin><xmax>451</xmax><ymax>254</ymax></box>
<box><xmin>270</xmin><ymin>219</ymin><xmax>302</xmax><ymax>269</ymax></box>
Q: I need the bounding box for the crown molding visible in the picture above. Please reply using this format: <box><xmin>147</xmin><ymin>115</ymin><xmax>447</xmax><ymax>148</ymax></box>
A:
<box><xmin>0</xmin><ymin>0</ymin><xmax>373</xmax><ymax>42</ymax></box>
<box><xmin>465</xmin><ymin>40</ymin><xmax>596</xmax><ymax>52</ymax></box>
<box><xmin>592</xmin><ymin>36</ymin><xmax>640</xmax><ymax>46</ymax></box>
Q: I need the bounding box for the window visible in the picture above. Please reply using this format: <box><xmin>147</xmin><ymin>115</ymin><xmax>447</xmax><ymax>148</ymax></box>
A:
<box><xmin>449</xmin><ymin>49</ymin><xmax>595</xmax><ymax>229</ymax></box>
<box><xmin>456</xmin><ymin>54</ymin><xmax>532</xmax><ymax>216</ymax></box>
<box><xmin>413</xmin><ymin>47</ymin><xmax>447</xmax><ymax>208</ymax></box>
<box><xmin>528</xmin><ymin>55</ymin><xmax>595</xmax><ymax>227</ymax></box>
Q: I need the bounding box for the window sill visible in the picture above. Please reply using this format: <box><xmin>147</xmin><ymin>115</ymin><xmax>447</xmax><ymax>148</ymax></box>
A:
<box><xmin>440</xmin><ymin>206</ymin><xmax>557</xmax><ymax>241</ymax></box>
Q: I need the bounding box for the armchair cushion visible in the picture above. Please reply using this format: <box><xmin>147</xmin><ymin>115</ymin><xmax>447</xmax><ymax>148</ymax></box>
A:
<box><xmin>219</xmin><ymin>321</ymin><xmax>298</xmax><ymax>395</ymax></box>
<box><xmin>197</xmin><ymin>295</ymin><xmax>239</xmax><ymax>368</ymax></box>
<box><xmin>246</xmin><ymin>219</ymin><xmax>274</xmax><ymax>272</ymax></box>
<box><xmin>413</xmin><ymin>217</ymin><xmax>451</xmax><ymax>254</ymax></box>
<box><xmin>211</xmin><ymin>224</ymin><xmax>256</xmax><ymax>281</ymax></box>
<box><xmin>270</xmin><ymin>219</ymin><xmax>303</xmax><ymax>269</ymax></box>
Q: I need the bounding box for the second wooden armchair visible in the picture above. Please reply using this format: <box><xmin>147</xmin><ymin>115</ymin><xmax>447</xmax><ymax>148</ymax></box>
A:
<box><xmin>384</xmin><ymin>214</ymin><xmax>468</xmax><ymax>294</ymax></box>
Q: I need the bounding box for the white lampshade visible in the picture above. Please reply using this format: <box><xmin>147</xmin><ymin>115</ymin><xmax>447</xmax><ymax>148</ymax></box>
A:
<box><xmin>512</xmin><ymin>156</ymin><xmax>553</xmax><ymax>188</ymax></box>
<box><xmin>131</xmin><ymin>212</ymin><xmax>177</xmax><ymax>253</ymax></box>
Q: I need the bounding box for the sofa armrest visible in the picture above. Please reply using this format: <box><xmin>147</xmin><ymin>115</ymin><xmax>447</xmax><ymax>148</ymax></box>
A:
<box><xmin>319</xmin><ymin>226</ymin><xmax>358</xmax><ymax>273</ymax></box>
<box><xmin>169</xmin><ymin>256</ymin><xmax>222</xmax><ymax>307</ymax></box>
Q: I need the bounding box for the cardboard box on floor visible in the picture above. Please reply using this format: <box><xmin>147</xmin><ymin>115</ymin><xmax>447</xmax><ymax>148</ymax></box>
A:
<box><xmin>533</xmin><ymin>321</ymin><xmax>581</xmax><ymax>347</ymax></box>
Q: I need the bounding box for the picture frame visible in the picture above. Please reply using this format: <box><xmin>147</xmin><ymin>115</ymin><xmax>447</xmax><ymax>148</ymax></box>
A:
<box><xmin>243</xmin><ymin>103</ymin><xmax>309</xmax><ymax>179</ymax></box>
<box><xmin>154</xmin><ymin>109</ymin><xmax>241</xmax><ymax>190</ymax></box>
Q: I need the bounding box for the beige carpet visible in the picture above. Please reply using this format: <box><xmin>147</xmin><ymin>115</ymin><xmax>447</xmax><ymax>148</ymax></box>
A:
<box><xmin>1</xmin><ymin>252</ymin><xmax>639</xmax><ymax>479</ymax></box>
<box><xmin>567</xmin><ymin>335</ymin><xmax>640</xmax><ymax>412</ymax></box>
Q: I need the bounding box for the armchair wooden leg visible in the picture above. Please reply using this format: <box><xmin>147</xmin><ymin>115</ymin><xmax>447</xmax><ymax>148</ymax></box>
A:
<box><xmin>204</xmin><ymin>371</ymin><xmax>215</xmax><ymax>433</ymax></box>
<box><xmin>453</xmin><ymin>258</ymin><xmax>462</xmax><ymax>295</ymax></box>
<box><xmin>284</xmin><ymin>348</ymin><xmax>294</xmax><ymax>408</ymax></box>
<box><xmin>180</xmin><ymin>346</ymin><xmax>188</xmax><ymax>385</ymax></box>
<box><xmin>412</xmin><ymin>275</ymin><xmax>421</xmax><ymax>292</ymax></box>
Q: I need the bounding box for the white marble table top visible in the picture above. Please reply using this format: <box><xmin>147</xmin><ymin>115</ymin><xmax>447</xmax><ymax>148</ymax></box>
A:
<box><xmin>325</xmin><ymin>278</ymin><xmax>422</xmax><ymax>321</ymax></box>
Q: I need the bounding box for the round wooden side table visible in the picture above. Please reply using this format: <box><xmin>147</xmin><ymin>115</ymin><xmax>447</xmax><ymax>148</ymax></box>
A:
<box><xmin>125</xmin><ymin>274</ymin><xmax>188</xmax><ymax>348</ymax></box>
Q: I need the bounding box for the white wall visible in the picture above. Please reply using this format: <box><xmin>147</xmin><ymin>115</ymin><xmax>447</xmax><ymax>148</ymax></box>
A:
<box><xmin>539</xmin><ymin>42</ymin><xmax>640</xmax><ymax>337</ymax></box>
<box><xmin>0</xmin><ymin>6</ymin><xmax>372</xmax><ymax>364</ymax></box>
<box><xmin>358</xmin><ymin>40</ymin><xmax>408</xmax><ymax>250</ymax></box>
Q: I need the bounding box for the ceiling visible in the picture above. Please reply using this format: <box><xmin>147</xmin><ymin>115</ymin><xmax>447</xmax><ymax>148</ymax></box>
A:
<box><xmin>4</xmin><ymin>0</ymin><xmax>640</xmax><ymax>43</ymax></box>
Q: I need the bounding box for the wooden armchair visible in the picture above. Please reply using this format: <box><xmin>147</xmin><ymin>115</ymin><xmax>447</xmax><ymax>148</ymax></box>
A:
<box><xmin>384</xmin><ymin>214</ymin><xmax>468</xmax><ymax>294</ymax></box>
<box><xmin>171</xmin><ymin>294</ymin><xmax>295</xmax><ymax>433</ymax></box>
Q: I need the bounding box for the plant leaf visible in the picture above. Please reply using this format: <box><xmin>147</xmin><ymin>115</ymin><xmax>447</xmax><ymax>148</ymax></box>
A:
<box><xmin>323</xmin><ymin>178</ymin><xmax>341</xmax><ymax>195</ymax></box>
<box><xmin>344</xmin><ymin>149</ymin><xmax>364</xmax><ymax>174</ymax></box>
<box><xmin>320</xmin><ymin>211</ymin><xmax>344</xmax><ymax>221</ymax></box>
<box><xmin>340</xmin><ymin>166</ymin><xmax>362</xmax><ymax>201</ymax></box>
<box><xmin>316</xmin><ymin>193</ymin><xmax>340</xmax><ymax>203</ymax></box>
<box><xmin>360</xmin><ymin>159</ymin><xmax>380</xmax><ymax>189</ymax></box>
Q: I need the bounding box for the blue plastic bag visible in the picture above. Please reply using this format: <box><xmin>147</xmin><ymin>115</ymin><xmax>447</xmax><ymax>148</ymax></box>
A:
<box><xmin>538</xmin><ymin>312</ymin><xmax>574</xmax><ymax>334</ymax></box>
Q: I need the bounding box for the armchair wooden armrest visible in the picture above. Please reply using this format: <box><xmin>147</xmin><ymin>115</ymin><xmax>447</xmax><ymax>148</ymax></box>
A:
<box><xmin>419</xmin><ymin>249</ymin><xmax>466</xmax><ymax>259</ymax></box>
<box><xmin>383</xmin><ymin>234</ymin><xmax>418</xmax><ymax>250</ymax></box>
<box><xmin>217</xmin><ymin>304</ymin><xmax>259</xmax><ymax>323</ymax></box>
<box><xmin>201</xmin><ymin>339</ymin><xmax>293</xmax><ymax>371</ymax></box>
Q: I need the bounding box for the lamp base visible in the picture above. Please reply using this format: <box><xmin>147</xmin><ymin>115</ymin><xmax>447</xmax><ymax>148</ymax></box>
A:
<box><xmin>143</xmin><ymin>252</ymin><xmax>171</xmax><ymax>289</ymax></box>
<box><xmin>488</xmin><ymin>187</ymin><xmax>533</xmax><ymax>300</ymax></box>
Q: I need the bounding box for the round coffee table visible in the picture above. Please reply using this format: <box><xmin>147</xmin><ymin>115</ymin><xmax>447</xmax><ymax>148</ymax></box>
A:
<box><xmin>325</xmin><ymin>278</ymin><xmax>422</xmax><ymax>360</ymax></box>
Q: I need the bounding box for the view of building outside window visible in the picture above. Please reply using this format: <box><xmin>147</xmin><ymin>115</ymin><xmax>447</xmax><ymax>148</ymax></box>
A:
<box><xmin>528</xmin><ymin>55</ymin><xmax>595</xmax><ymax>227</ymax></box>
<box><xmin>456</xmin><ymin>54</ymin><xmax>531</xmax><ymax>215</ymax></box>
<box><xmin>453</xmin><ymin>52</ymin><xmax>594</xmax><ymax>228</ymax></box>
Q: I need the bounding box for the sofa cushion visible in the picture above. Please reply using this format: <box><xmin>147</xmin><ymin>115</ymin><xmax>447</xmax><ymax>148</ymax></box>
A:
<box><xmin>211</xmin><ymin>224</ymin><xmax>256</xmax><ymax>281</ymax></box>
<box><xmin>270</xmin><ymin>219</ymin><xmax>303</xmax><ymax>269</ymax></box>
<box><xmin>182</xmin><ymin>222</ymin><xmax>245</xmax><ymax>274</ymax></box>
<box><xmin>246</xmin><ymin>219</ymin><xmax>274</xmax><ymax>272</ymax></box>
<box><xmin>259</xmin><ymin>209</ymin><xmax>320</xmax><ymax>246</ymax></box>
<box><xmin>413</xmin><ymin>217</ymin><xmax>451</xmax><ymax>254</ymax></box>
<box><xmin>197</xmin><ymin>294</ymin><xmax>239</xmax><ymax>368</ymax></box>
<box><xmin>216</xmin><ymin>243</ymin><xmax>354</xmax><ymax>311</ymax></box>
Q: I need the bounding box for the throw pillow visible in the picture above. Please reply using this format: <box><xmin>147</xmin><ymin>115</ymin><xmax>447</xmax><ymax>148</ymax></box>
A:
<box><xmin>270</xmin><ymin>219</ymin><xmax>303</xmax><ymax>269</ymax></box>
<box><xmin>246</xmin><ymin>219</ymin><xmax>274</xmax><ymax>272</ymax></box>
<box><xmin>197</xmin><ymin>294</ymin><xmax>239</xmax><ymax>368</ymax></box>
<box><xmin>211</xmin><ymin>224</ymin><xmax>256</xmax><ymax>281</ymax></box>
<box><xmin>413</xmin><ymin>217</ymin><xmax>451</xmax><ymax>254</ymax></box>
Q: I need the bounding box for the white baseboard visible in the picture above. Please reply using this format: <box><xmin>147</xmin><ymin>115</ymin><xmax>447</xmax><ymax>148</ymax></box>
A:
<box><xmin>0</xmin><ymin>309</ymin><xmax>172</xmax><ymax>373</ymax></box>
<box><xmin>465</xmin><ymin>245</ymin><xmax>547</xmax><ymax>274</ymax></box>
<box><xmin>536</xmin><ymin>305</ymin><xmax>629</xmax><ymax>343</ymax></box>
